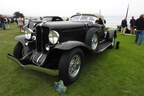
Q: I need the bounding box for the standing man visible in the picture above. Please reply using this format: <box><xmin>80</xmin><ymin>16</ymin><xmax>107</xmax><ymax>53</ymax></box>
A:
<box><xmin>0</xmin><ymin>16</ymin><xmax>6</xmax><ymax>30</ymax></box>
<box><xmin>135</xmin><ymin>14</ymin><xmax>144</xmax><ymax>45</ymax></box>
<box><xmin>121</xmin><ymin>19</ymin><xmax>127</xmax><ymax>34</ymax></box>
<box><xmin>130</xmin><ymin>16</ymin><xmax>136</xmax><ymax>35</ymax></box>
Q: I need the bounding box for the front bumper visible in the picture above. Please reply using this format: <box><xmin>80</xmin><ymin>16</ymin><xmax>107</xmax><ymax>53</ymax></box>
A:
<box><xmin>7</xmin><ymin>54</ymin><xmax>59</xmax><ymax>76</ymax></box>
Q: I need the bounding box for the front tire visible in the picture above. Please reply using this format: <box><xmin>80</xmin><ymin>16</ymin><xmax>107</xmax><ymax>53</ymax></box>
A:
<box><xmin>13</xmin><ymin>42</ymin><xmax>24</xmax><ymax>59</ymax></box>
<box><xmin>13</xmin><ymin>42</ymin><xmax>29</xmax><ymax>64</ymax></box>
<box><xmin>58</xmin><ymin>48</ymin><xmax>84</xmax><ymax>85</ymax></box>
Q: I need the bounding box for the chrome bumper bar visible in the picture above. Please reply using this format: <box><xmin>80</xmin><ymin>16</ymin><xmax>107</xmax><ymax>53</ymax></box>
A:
<box><xmin>7</xmin><ymin>54</ymin><xmax>59</xmax><ymax>76</ymax></box>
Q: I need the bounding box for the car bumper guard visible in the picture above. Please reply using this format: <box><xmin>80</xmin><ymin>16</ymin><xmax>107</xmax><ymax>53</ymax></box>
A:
<box><xmin>7</xmin><ymin>54</ymin><xmax>59</xmax><ymax>76</ymax></box>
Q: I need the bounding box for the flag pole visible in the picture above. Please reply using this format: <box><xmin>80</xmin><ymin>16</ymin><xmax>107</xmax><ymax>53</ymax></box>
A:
<box><xmin>125</xmin><ymin>4</ymin><xmax>129</xmax><ymax>19</ymax></box>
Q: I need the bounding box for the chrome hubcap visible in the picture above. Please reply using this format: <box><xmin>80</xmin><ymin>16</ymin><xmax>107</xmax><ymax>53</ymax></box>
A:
<box><xmin>68</xmin><ymin>55</ymin><xmax>81</xmax><ymax>78</ymax></box>
<box><xmin>91</xmin><ymin>34</ymin><xmax>98</xmax><ymax>50</ymax></box>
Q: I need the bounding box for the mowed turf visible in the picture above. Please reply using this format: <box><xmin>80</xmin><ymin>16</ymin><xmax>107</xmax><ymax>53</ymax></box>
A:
<box><xmin>0</xmin><ymin>23</ymin><xmax>144</xmax><ymax>96</ymax></box>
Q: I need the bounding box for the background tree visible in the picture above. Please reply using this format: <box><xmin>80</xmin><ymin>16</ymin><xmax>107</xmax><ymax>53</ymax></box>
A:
<box><xmin>13</xmin><ymin>11</ymin><xmax>24</xmax><ymax>18</ymax></box>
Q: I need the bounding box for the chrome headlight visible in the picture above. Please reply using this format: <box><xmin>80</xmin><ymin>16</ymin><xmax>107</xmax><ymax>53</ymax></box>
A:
<box><xmin>48</xmin><ymin>30</ymin><xmax>59</xmax><ymax>44</ymax></box>
<box><xmin>25</xmin><ymin>28</ymin><xmax>33</xmax><ymax>39</ymax></box>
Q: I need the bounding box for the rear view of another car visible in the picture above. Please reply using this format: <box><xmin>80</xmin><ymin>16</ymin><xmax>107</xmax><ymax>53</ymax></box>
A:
<box><xmin>26</xmin><ymin>16</ymin><xmax>64</xmax><ymax>32</ymax></box>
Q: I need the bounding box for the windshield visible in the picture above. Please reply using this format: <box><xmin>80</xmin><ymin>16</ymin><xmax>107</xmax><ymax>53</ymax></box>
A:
<box><xmin>70</xmin><ymin>15</ymin><xmax>98</xmax><ymax>23</ymax></box>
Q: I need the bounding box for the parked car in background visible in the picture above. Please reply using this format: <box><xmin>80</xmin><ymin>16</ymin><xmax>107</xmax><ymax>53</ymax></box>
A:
<box><xmin>43</xmin><ymin>16</ymin><xmax>63</xmax><ymax>22</ymax></box>
<box><xmin>8</xmin><ymin>13</ymin><xmax>116</xmax><ymax>85</ymax></box>
<box><xmin>26</xmin><ymin>16</ymin><xmax>63</xmax><ymax>31</ymax></box>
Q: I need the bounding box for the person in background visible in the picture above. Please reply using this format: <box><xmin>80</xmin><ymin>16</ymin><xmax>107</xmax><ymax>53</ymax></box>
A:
<box><xmin>96</xmin><ymin>17</ymin><xmax>106</xmax><ymax>26</ymax></box>
<box><xmin>0</xmin><ymin>15</ymin><xmax>1</xmax><ymax>28</ymax></box>
<box><xmin>17</xmin><ymin>17</ymin><xmax>24</xmax><ymax>32</ymax></box>
<box><xmin>40</xmin><ymin>17</ymin><xmax>43</xmax><ymax>20</ymax></box>
<box><xmin>7</xmin><ymin>17</ymin><xmax>10</xmax><ymax>29</ymax></box>
<box><xmin>97</xmin><ymin>18</ymin><xmax>103</xmax><ymax>25</ymax></box>
<box><xmin>135</xmin><ymin>14</ymin><xmax>144</xmax><ymax>45</ymax></box>
<box><xmin>0</xmin><ymin>16</ymin><xmax>6</xmax><ymax>30</ymax></box>
<box><xmin>4</xmin><ymin>17</ymin><xmax>7</xmax><ymax>29</ymax></box>
<box><xmin>8</xmin><ymin>18</ymin><xmax>11</xmax><ymax>23</ymax></box>
<box><xmin>4</xmin><ymin>17</ymin><xmax>10</xmax><ymax>29</ymax></box>
<box><xmin>14</xmin><ymin>18</ymin><xmax>18</xmax><ymax>25</ymax></box>
<box><xmin>121</xmin><ymin>19</ymin><xmax>127</xmax><ymax>34</ymax></box>
<box><xmin>24</xmin><ymin>18</ymin><xmax>29</xmax><ymax>25</ymax></box>
<box><xmin>130</xmin><ymin>16</ymin><xmax>136</xmax><ymax>35</ymax></box>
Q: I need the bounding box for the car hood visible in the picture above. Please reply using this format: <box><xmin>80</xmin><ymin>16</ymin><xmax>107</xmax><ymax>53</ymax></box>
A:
<box><xmin>41</xmin><ymin>21</ymin><xmax>90</xmax><ymax>29</ymax></box>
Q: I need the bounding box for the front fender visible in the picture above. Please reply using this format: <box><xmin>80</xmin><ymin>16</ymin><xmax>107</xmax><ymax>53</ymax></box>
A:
<box><xmin>54</xmin><ymin>41</ymin><xmax>88</xmax><ymax>51</ymax></box>
<box><xmin>14</xmin><ymin>35</ymin><xmax>25</xmax><ymax>46</ymax></box>
<box><xmin>107</xmin><ymin>29</ymin><xmax>117</xmax><ymax>39</ymax></box>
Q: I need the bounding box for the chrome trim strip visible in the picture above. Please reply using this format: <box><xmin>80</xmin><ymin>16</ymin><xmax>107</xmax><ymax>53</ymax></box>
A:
<box><xmin>37</xmin><ymin>53</ymin><xmax>43</xmax><ymax>63</ymax></box>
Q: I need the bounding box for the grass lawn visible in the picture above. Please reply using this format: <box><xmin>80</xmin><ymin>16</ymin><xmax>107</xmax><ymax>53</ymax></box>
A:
<box><xmin>0</xmin><ymin>23</ymin><xmax>144</xmax><ymax>96</ymax></box>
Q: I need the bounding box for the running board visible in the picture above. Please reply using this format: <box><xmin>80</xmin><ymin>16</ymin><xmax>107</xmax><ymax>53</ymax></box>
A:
<box><xmin>97</xmin><ymin>42</ymin><xmax>112</xmax><ymax>53</ymax></box>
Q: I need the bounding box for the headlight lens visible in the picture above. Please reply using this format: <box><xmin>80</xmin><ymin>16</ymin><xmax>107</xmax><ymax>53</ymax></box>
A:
<box><xmin>48</xmin><ymin>30</ymin><xmax>59</xmax><ymax>44</ymax></box>
<box><xmin>25</xmin><ymin>28</ymin><xmax>33</xmax><ymax>39</ymax></box>
<box><xmin>25</xmin><ymin>33</ymin><xmax>31</xmax><ymax>40</ymax></box>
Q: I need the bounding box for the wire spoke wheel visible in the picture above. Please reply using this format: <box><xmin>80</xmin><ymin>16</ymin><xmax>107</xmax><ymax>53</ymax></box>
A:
<box><xmin>59</xmin><ymin>48</ymin><xmax>84</xmax><ymax>85</ymax></box>
<box><xmin>91</xmin><ymin>34</ymin><xmax>98</xmax><ymax>50</ymax></box>
<box><xmin>68</xmin><ymin>55</ymin><xmax>81</xmax><ymax>78</ymax></box>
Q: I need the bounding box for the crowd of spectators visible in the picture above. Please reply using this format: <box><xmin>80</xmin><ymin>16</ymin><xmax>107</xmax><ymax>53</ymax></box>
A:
<box><xmin>0</xmin><ymin>15</ymin><xmax>30</xmax><ymax>32</ymax></box>
<box><xmin>0</xmin><ymin>15</ymin><xmax>14</xmax><ymax>30</ymax></box>
<box><xmin>121</xmin><ymin>14</ymin><xmax>144</xmax><ymax>45</ymax></box>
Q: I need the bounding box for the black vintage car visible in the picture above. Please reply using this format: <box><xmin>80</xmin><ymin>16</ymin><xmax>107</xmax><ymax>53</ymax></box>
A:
<box><xmin>8</xmin><ymin>14</ymin><xmax>116</xmax><ymax>85</ymax></box>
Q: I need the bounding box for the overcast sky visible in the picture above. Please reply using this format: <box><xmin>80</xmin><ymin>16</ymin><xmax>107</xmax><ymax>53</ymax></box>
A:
<box><xmin>0</xmin><ymin>0</ymin><xmax>144</xmax><ymax>17</ymax></box>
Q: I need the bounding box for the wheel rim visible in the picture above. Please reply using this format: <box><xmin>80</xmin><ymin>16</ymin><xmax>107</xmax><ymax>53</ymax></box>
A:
<box><xmin>68</xmin><ymin>55</ymin><xmax>81</xmax><ymax>78</ymax></box>
<box><xmin>91</xmin><ymin>34</ymin><xmax>98</xmax><ymax>50</ymax></box>
<box><xmin>111</xmin><ymin>37</ymin><xmax>115</xmax><ymax>46</ymax></box>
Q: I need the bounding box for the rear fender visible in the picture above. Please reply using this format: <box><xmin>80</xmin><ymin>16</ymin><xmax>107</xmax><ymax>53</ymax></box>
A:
<box><xmin>107</xmin><ymin>29</ymin><xmax>117</xmax><ymax>40</ymax></box>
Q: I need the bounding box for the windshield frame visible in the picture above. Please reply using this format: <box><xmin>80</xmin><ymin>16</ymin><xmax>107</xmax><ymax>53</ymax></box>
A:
<box><xmin>70</xmin><ymin>15</ymin><xmax>99</xmax><ymax>23</ymax></box>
